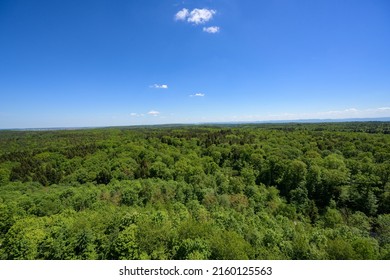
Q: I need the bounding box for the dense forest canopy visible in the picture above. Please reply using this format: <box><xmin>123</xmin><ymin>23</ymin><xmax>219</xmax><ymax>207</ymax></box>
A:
<box><xmin>0</xmin><ymin>122</ymin><xmax>390</xmax><ymax>260</ymax></box>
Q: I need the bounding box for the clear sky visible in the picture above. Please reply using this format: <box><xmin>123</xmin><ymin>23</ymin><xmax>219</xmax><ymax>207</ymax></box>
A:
<box><xmin>1</xmin><ymin>0</ymin><xmax>389</xmax><ymax>128</ymax></box>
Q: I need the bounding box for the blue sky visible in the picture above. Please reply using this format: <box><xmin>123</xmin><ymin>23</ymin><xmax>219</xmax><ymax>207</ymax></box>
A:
<box><xmin>0</xmin><ymin>0</ymin><xmax>389</xmax><ymax>128</ymax></box>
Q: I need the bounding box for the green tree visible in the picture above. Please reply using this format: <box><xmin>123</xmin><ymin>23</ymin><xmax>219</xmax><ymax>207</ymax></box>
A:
<box><xmin>112</xmin><ymin>225</ymin><xmax>140</xmax><ymax>260</ymax></box>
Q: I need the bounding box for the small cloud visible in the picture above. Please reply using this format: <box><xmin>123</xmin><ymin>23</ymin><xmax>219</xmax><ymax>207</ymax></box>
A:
<box><xmin>130</xmin><ymin>113</ymin><xmax>145</xmax><ymax>117</ymax></box>
<box><xmin>190</xmin><ymin>93</ymin><xmax>205</xmax><ymax>97</ymax></box>
<box><xmin>175</xmin><ymin>8</ymin><xmax>216</xmax><ymax>25</ymax></box>
<box><xmin>325</xmin><ymin>108</ymin><xmax>359</xmax><ymax>115</ymax></box>
<box><xmin>150</xmin><ymin>84</ymin><xmax>168</xmax><ymax>89</ymax></box>
<box><xmin>147</xmin><ymin>110</ymin><xmax>160</xmax><ymax>116</ymax></box>
<box><xmin>175</xmin><ymin>8</ymin><xmax>189</xmax><ymax>21</ymax></box>
<box><xmin>377</xmin><ymin>107</ymin><xmax>390</xmax><ymax>111</ymax></box>
<box><xmin>188</xmin><ymin>8</ymin><xmax>216</xmax><ymax>25</ymax></box>
<box><xmin>203</xmin><ymin>26</ymin><xmax>220</xmax><ymax>33</ymax></box>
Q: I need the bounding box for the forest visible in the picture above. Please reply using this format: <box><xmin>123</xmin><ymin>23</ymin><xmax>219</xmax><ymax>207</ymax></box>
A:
<box><xmin>0</xmin><ymin>122</ymin><xmax>389</xmax><ymax>260</ymax></box>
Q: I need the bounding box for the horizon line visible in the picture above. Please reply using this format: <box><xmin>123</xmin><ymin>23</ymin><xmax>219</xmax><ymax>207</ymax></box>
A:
<box><xmin>1</xmin><ymin>116</ymin><xmax>390</xmax><ymax>131</ymax></box>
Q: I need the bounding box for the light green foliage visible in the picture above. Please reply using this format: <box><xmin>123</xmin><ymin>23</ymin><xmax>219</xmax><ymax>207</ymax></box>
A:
<box><xmin>348</xmin><ymin>211</ymin><xmax>371</xmax><ymax>236</ymax></box>
<box><xmin>175</xmin><ymin>238</ymin><xmax>211</xmax><ymax>260</ymax></box>
<box><xmin>3</xmin><ymin>217</ymin><xmax>47</xmax><ymax>259</ymax></box>
<box><xmin>112</xmin><ymin>225</ymin><xmax>140</xmax><ymax>260</ymax></box>
<box><xmin>0</xmin><ymin>167</ymin><xmax>10</xmax><ymax>185</ymax></box>
<box><xmin>321</xmin><ymin>208</ymin><xmax>344</xmax><ymax>228</ymax></box>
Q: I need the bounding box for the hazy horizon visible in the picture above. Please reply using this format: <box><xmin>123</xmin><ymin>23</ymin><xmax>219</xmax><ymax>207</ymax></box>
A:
<box><xmin>1</xmin><ymin>117</ymin><xmax>390</xmax><ymax>131</ymax></box>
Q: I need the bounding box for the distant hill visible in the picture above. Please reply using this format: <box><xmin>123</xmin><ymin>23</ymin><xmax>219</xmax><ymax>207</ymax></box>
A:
<box><xmin>201</xmin><ymin>117</ymin><xmax>390</xmax><ymax>126</ymax></box>
<box><xmin>253</xmin><ymin>117</ymin><xmax>390</xmax><ymax>124</ymax></box>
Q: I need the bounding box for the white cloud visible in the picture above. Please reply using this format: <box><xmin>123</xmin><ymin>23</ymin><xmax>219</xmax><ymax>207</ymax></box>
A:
<box><xmin>188</xmin><ymin>8</ymin><xmax>216</xmax><ymax>24</ymax></box>
<box><xmin>203</xmin><ymin>26</ymin><xmax>220</xmax><ymax>33</ymax></box>
<box><xmin>130</xmin><ymin>113</ymin><xmax>145</xmax><ymax>117</ymax></box>
<box><xmin>378</xmin><ymin>107</ymin><xmax>390</xmax><ymax>111</ymax></box>
<box><xmin>150</xmin><ymin>84</ymin><xmax>168</xmax><ymax>89</ymax></box>
<box><xmin>147</xmin><ymin>110</ymin><xmax>160</xmax><ymax>116</ymax></box>
<box><xmin>175</xmin><ymin>8</ymin><xmax>189</xmax><ymax>21</ymax></box>
<box><xmin>190</xmin><ymin>93</ymin><xmax>205</xmax><ymax>97</ymax></box>
<box><xmin>322</xmin><ymin>108</ymin><xmax>359</xmax><ymax>116</ymax></box>
<box><xmin>175</xmin><ymin>8</ymin><xmax>216</xmax><ymax>25</ymax></box>
<box><xmin>224</xmin><ymin>106</ymin><xmax>390</xmax><ymax>123</ymax></box>
<box><xmin>266</xmin><ymin>107</ymin><xmax>390</xmax><ymax>121</ymax></box>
